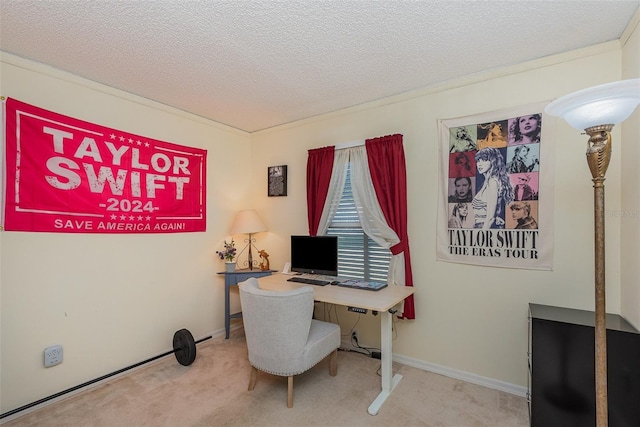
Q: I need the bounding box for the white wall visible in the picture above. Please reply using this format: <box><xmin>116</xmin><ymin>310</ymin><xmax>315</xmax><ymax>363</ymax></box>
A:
<box><xmin>620</xmin><ymin>10</ymin><xmax>640</xmax><ymax>329</ymax></box>
<box><xmin>0</xmin><ymin>53</ymin><xmax>252</xmax><ymax>412</ymax></box>
<box><xmin>250</xmin><ymin>42</ymin><xmax>629</xmax><ymax>391</ymax></box>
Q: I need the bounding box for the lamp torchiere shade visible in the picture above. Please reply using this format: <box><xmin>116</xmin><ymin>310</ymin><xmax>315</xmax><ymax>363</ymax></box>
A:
<box><xmin>230</xmin><ymin>210</ymin><xmax>267</xmax><ymax>270</ymax></box>
<box><xmin>544</xmin><ymin>79</ymin><xmax>640</xmax><ymax>130</ymax></box>
<box><xmin>544</xmin><ymin>78</ymin><xmax>640</xmax><ymax>427</ymax></box>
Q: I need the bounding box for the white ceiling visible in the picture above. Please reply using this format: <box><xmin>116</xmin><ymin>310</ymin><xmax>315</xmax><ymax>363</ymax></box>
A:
<box><xmin>1</xmin><ymin>1</ymin><xmax>639</xmax><ymax>133</ymax></box>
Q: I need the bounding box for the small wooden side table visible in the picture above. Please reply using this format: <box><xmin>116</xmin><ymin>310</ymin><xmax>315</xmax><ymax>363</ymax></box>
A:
<box><xmin>217</xmin><ymin>269</ymin><xmax>276</xmax><ymax>339</ymax></box>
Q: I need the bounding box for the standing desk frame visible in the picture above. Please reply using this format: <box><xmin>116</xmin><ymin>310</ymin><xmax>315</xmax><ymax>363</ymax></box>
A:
<box><xmin>256</xmin><ymin>274</ymin><xmax>414</xmax><ymax>415</ymax></box>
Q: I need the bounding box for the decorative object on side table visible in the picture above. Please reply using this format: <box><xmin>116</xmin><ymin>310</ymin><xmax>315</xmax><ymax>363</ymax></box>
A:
<box><xmin>230</xmin><ymin>210</ymin><xmax>267</xmax><ymax>270</ymax></box>
<box><xmin>258</xmin><ymin>249</ymin><xmax>270</xmax><ymax>271</ymax></box>
<box><xmin>216</xmin><ymin>239</ymin><xmax>237</xmax><ymax>272</ymax></box>
<box><xmin>544</xmin><ymin>78</ymin><xmax>640</xmax><ymax>427</ymax></box>
<box><xmin>268</xmin><ymin>165</ymin><xmax>287</xmax><ymax>197</ymax></box>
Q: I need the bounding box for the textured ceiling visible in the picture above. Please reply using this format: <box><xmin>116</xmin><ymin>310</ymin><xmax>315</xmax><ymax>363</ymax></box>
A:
<box><xmin>1</xmin><ymin>1</ymin><xmax>639</xmax><ymax>132</ymax></box>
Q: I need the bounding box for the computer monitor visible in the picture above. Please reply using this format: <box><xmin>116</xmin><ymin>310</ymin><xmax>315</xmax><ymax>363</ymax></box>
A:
<box><xmin>290</xmin><ymin>235</ymin><xmax>338</xmax><ymax>276</ymax></box>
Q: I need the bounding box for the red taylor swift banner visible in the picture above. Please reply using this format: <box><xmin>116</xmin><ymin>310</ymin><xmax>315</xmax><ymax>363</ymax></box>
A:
<box><xmin>2</xmin><ymin>98</ymin><xmax>207</xmax><ymax>233</ymax></box>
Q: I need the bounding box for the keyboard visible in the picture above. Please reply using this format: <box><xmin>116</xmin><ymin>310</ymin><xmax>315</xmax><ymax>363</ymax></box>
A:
<box><xmin>286</xmin><ymin>277</ymin><xmax>330</xmax><ymax>286</ymax></box>
<box><xmin>336</xmin><ymin>279</ymin><xmax>388</xmax><ymax>291</ymax></box>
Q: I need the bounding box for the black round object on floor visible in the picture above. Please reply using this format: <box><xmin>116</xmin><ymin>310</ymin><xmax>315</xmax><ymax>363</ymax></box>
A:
<box><xmin>173</xmin><ymin>328</ymin><xmax>197</xmax><ymax>366</ymax></box>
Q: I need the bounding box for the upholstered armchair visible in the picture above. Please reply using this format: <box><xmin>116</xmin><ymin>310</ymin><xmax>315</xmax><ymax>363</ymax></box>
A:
<box><xmin>238</xmin><ymin>277</ymin><xmax>340</xmax><ymax>407</ymax></box>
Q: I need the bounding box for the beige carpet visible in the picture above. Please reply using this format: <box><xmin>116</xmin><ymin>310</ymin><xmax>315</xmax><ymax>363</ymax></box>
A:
<box><xmin>4</xmin><ymin>331</ymin><xmax>529</xmax><ymax>427</ymax></box>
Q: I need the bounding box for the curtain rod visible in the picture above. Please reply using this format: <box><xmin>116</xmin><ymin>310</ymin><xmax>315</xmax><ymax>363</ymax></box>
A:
<box><xmin>335</xmin><ymin>139</ymin><xmax>365</xmax><ymax>150</ymax></box>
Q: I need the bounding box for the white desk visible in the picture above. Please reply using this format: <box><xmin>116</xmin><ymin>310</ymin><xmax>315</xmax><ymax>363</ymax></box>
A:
<box><xmin>256</xmin><ymin>273</ymin><xmax>415</xmax><ymax>415</ymax></box>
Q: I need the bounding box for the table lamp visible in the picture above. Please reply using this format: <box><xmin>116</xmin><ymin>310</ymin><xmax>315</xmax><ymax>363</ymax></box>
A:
<box><xmin>544</xmin><ymin>78</ymin><xmax>640</xmax><ymax>427</ymax></box>
<box><xmin>230</xmin><ymin>209</ymin><xmax>267</xmax><ymax>270</ymax></box>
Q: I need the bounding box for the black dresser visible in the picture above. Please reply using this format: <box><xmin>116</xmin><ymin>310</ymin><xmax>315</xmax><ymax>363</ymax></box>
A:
<box><xmin>528</xmin><ymin>303</ymin><xmax>640</xmax><ymax>427</ymax></box>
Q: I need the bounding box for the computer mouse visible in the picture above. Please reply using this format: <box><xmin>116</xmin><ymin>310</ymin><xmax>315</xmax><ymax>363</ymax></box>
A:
<box><xmin>330</xmin><ymin>281</ymin><xmax>339</xmax><ymax>285</ymax></box>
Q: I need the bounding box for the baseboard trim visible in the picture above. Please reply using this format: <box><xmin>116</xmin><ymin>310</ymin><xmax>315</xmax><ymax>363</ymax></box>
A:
<box><xmin>339</xmin><ymin>339</ymin><xmax>526</xmax><ymax>397</ymax></box>
<box><xmin>393</xmin><ymin>353</ymin><xmax>527</xmax><ymax>397</ymax></box>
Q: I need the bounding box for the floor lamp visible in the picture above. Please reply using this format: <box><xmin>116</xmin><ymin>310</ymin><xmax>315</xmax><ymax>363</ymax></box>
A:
<box><xmin>545</xmin><ymin>78</ymin><xmax>640</xmax><ymax>427</ymax></box>
<box><xmin>230</xmin><ymin>209</ymin><xmax>267</xmax><ymax>270</ymax></box>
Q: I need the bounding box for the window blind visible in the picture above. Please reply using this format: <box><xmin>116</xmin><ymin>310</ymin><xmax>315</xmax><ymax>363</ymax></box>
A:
<box><xmin>327</xmin><ymin>164</ymin><xmax>390</xmax><ymax>282</ymax></box>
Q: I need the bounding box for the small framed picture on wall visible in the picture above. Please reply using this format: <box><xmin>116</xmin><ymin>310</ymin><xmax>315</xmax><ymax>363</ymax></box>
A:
<box><xmin>268</xmin><ymin>165</ymin><xmax>287</xmax><ymax>197</ymax></box>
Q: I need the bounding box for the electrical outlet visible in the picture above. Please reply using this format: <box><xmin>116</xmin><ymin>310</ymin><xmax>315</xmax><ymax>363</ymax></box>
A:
<box><xmin>351</xmin><ymin>330</ymin><xmax>358</xmax><ymax>342</ymax></box>
<box><xmin>44</xmin><ymin>345</ymin><xmax>63</xmax><ymax>368</ymax></box>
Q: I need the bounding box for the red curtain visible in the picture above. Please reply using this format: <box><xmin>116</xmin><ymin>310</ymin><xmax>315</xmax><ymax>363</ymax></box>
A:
<box><xmin>306</xmin><ymin>146</ymin><xmax>335</xmax><ymax>236</ymax></box>
<box><xmin>365</xmin><ymin>134</ymin><xmax>415</xmax><ymax>319</ymax></box>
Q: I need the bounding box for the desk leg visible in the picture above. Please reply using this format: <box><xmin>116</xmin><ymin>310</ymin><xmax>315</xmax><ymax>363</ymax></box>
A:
<box><xmin>224</xmin><ymin>281</ymin><xmax>231</xmax><ymax>339</ymax></box>
<box><xmin>368</xmin><ymin>310</ymin><xmax>403</xmax><ymax>415</ymax></box>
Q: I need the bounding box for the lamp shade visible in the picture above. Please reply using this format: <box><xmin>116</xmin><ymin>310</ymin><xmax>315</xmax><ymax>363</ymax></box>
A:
<box><xmin>230</xmin><ymin>210</ymin><xmax>267</xmax><ymax>235</ymax></box>
<box><xmin>544</xmin><ymin>78</ymin><xmax>640</xmax><ymax>131</ymax></box>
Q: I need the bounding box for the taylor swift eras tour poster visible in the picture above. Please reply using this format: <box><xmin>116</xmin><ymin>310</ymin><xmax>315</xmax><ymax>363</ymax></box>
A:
<box><xmin>436</xmin><ymin>102</ymin><xmax>555</xmax><ymax>270</ymax></box>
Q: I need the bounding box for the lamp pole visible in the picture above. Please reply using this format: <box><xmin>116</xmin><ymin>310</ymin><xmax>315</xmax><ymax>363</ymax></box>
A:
<box><xmin>585</xmin><ymin>124</ymin><xmax>613</xmax><ymax>427</ymax></box>
<box><xmin>229</xmin><ymin>209</ymin><xmax>267</xmax><ymax>271</ymax></box>
<box><xmin>247</xmin><ymin>233</ymin><xmax>255</xmax><ymax>270</ymax></box>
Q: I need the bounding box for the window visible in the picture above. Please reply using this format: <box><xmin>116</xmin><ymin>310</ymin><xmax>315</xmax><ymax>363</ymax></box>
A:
<box><xmin>326</xmin><ymin>164</ymin><xmax>391</xmax><ymax>282</ymax></box>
